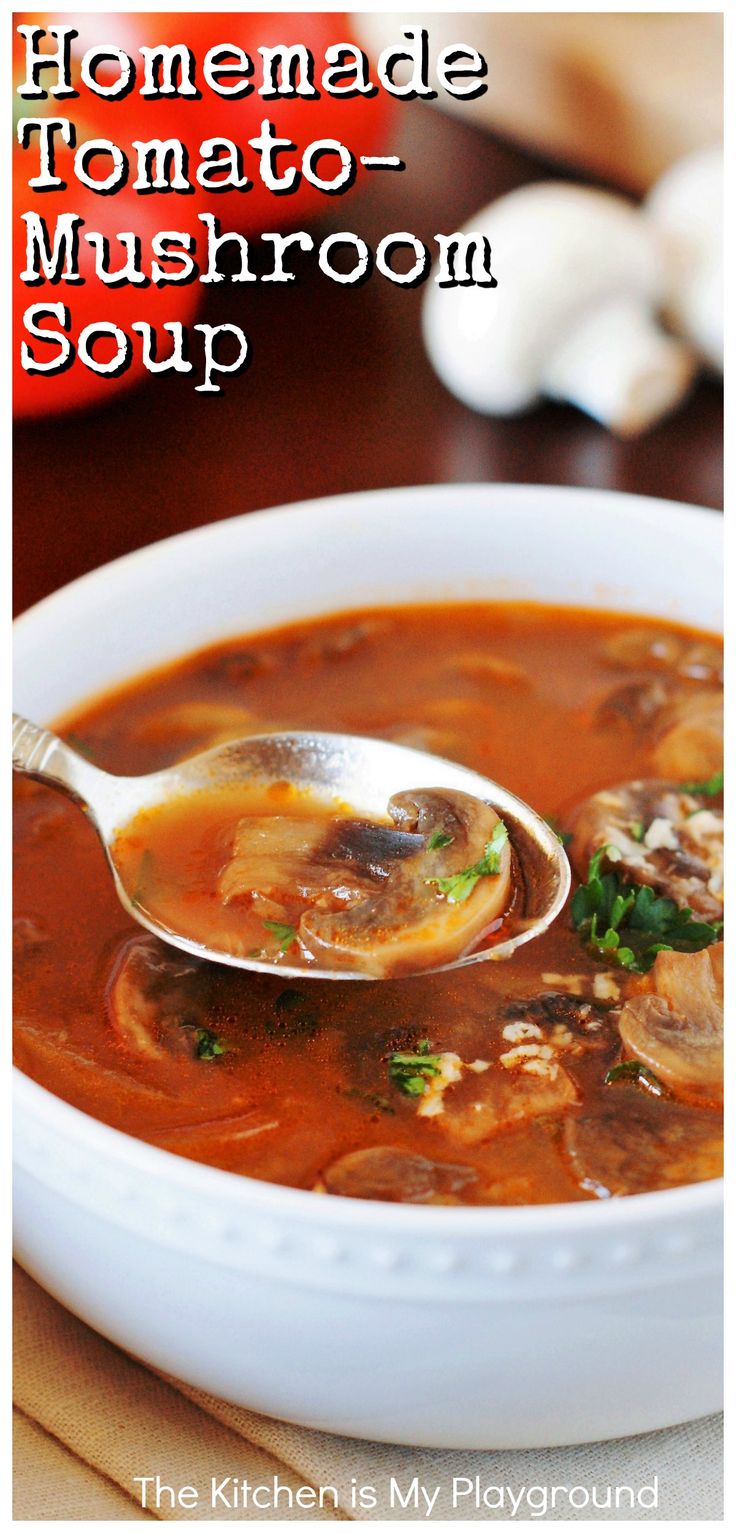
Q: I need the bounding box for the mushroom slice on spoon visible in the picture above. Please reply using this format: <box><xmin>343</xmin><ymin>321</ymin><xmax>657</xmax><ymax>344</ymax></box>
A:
<box><xmin>299</xmin><ymin>788</ymin><xmax>513</xmax><ymax>978</ymax></box>
<box><xmin>219</xmin><ymin>815</ymin><xmax>382</xmax><ymax>908</ymax></box>
<box><xmin>14</xmin><ymin>719</ymin><xmax>567</xmax><ymax>980</ymax></box>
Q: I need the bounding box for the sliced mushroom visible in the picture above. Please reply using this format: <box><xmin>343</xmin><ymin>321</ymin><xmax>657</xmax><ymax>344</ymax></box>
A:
<box><xmin>107</xmin><ymin>934</ymin><xmax>214</xmax><ymax>1060</ymax></box>
<box><xmin>201</xmin><ymin>645</ymin><xmax>278</xmax><ymax>683</ymax></box>
<box><xmin>300</xmin><ymin>789</ymin><xmax>513</xmax><ymax>978</ymax></box>
<box><xmin>443</xmin><ymin>652</ymin><xmax>530</xmax><ymax>686</ymax></box>
<box><xmin>133</xmin><ymin>702</ymin><xmax>264</xmax><ymax>758</ymax></box>
<box><xmin>386</xmin><ymin>723</ymin><xmax>464</xmax><ymax>759</ymax></box>
<box><xmin>415</xmin><ymin>991</ymin><xmax>601</xmax><ymax>1147</ymax></box>
<box><xmin>14</xmin><ymin>780</ymin><xmax>72</xmax><ymax>840</ymax></box>
<box><xmin>603</xmin><ymin>627</ymin><xmax>723</xmax><ymax>684</ymax></box>
<box><xmin>651</xmin><ymin>688</ymin><xmax>723</xmax><ymax>780</ymax></box>
<box><xmin>618</xmin><ymin>943</ymin><xmax>723</xmax><ymax>1104</ymax></box>
<box><xmin>421</xmin><ymin>697</ymin><xmax>501</xmax><ymax>726</ymax></box>
<box><xmin>219</xmin><ymin>816</ymin><xmax>378</xmax><ymax>908</ymax></box>
<box><xmin>595</xmin><ymin>678</ymin><xmax>671</xmax><ymax>732</ymax></box>
<box><xmin>594</xmin><ymin>642</ymin><xmax>723</xmax><ymax>758</ymax></box>
<box><xmin>500</xmin><ymin>990</ymin><xmax>619</xmax><ymax>1053</ymax></box>
<box><xmin>321</xmin><ymin>1145</ymin><xmax>477</xmax><ymax>1203</ymax></box>
<box><xmin>567</xmin><ymin>779</ymin><xmax>723</xmax><ymax>918</ymax></box>
<box><xmin>563</xmin><ymin>1091</ymin><xmax>722</xmax><ymax>1197</ymax></box>
<box><xmin>296</xmin><ymin>618</ymin><xmax>390</xmax><ymax>665</ymax></box>
<box><xmin>434</xmin><ymin>1061</ymin><xmax>578</xmax><ymax>1147</ymax></box>
<box><xmin>13</xmin><ymin>914</ymin><xmax>51</xmax><ymax>963</ymax></box>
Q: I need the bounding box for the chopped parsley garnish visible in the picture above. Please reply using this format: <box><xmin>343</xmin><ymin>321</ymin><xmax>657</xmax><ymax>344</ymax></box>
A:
<box><xmin>427</xmin><ymin>829</ymin><xmax>455</xmax><ymax>851</ymax></box>
<box><xmin>571</xmin><ymin>845</ymin><xmax>721</xmax><ymax>973</ymax></box>
<box><xmin>388</xmin><ymin>1039</ymin><xmax>443</xmax><ymax>1096</ymax></box>
<box><xmin>262</xmin><ymin>919</ymin><xmax>299</xmax><ymax>953</ymax></box>
<box><xmin>605</xmin><ymin>1059</ymin><xmax>667</xmax><ymax>1096</ymax></box>
<box><xmin>680</xmin><ymin>769</ymin><xmax>723</xmax><ymax>797</ymax></box>
<box><xmin>195</xmin><ymin>1028</ymin><xmax>225</xmax><ymax>1059</ymax></box>
<box><xmin>426</xmin><ymin>819</ymin><xmax>509</xmax><ymax>903</ymax></box>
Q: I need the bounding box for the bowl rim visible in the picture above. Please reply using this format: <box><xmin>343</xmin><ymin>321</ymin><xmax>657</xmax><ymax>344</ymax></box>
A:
<box><xmin>13</xmin><ymin>480</ymin><xmax>722</xmax><ymax>652</ymax></box>
<box><xmin>13</xmin><ymin>481</ymin><xmax>724</xmax><ymax>1234</ymax></box>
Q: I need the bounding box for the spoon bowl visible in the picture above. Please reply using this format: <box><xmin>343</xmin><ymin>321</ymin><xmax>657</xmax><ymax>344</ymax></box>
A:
<box><xmin>13</xmin><ymin>715</ymin><xmax>570</xmax><ymax>979</ymax></box>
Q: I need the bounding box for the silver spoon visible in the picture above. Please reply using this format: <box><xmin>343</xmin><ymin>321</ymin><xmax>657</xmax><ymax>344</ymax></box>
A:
<box><xmin>12</xmin><ymin>714</ymin><xmax>570</xmax><ymax>980</ymax></box>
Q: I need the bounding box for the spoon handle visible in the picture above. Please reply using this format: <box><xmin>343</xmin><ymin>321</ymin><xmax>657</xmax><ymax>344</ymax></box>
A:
<box><xmin>12</xmin><ymin>713</ymin><xmax>103</xmax><ymax>810</ymax></box>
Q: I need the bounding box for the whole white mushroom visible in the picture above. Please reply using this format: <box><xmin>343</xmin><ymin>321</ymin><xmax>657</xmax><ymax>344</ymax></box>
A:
<box><xmin>645</xmin><ymin>145</ymin><xmax>723</xmax><ymax>371</ymax></box>
<box><xmin>423</xmin><ymin>181</ymin><xmax>696</xmax><ymax>436</ymax></box>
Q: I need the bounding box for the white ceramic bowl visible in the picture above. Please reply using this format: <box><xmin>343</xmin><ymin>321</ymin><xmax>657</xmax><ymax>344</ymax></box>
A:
<box><xmin>13</xmin><ymin>484</ymin><xmax>723</xmax><ymax>1449</ymax></box>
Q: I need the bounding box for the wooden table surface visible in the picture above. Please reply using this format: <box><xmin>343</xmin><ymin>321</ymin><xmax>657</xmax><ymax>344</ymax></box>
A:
<box><xmin>13</xmin><ymin>102</ymin><xmax>723</xmax><ymax>616</ymax></box>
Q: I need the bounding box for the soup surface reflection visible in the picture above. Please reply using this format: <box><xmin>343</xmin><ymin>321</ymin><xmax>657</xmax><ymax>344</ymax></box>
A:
<box><xmin>13</xmin><ymin>603</ymin><xmax>724</xmax><ymax>1204</ymax></box>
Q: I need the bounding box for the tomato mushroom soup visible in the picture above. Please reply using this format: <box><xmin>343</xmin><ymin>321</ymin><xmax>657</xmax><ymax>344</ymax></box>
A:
<box><xmin>111</xmin><ymin>781</ymin><xmax>517</xmax><ymax>979</ymax></box>
<box><xmin>13</xmin><ymin>603</ymin><xmax>724</xmax><ymax>1204</ymax></box>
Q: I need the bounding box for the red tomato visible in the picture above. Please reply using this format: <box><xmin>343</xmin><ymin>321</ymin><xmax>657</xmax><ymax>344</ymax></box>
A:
<box><xmin>13</xmin><ymin>12</ymin><xmax>393</xmax><ymax>415</ymax></box>
<box><xmin>15</xmin><ymin>13</ymin><xmax>392</xmax><ymax>231</ymax></box>
<box><xmin>13</xmin><ymin>123</ymin><xmax>203</xmax><ymax>417</ymax></box>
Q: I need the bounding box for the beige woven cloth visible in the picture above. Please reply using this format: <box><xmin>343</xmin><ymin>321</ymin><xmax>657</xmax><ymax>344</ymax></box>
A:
<box><xmin>13</xmin><ymin>1265</ymin><xmax>723</xmax><ymax>1522</ymax></box>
